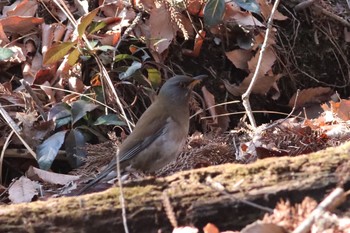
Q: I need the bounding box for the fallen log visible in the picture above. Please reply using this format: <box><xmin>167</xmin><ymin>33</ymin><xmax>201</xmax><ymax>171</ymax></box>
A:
<box><xmin>0</xmin><ymin>142</ymin><xmax>349</xmax><ymax>233</ymax></box>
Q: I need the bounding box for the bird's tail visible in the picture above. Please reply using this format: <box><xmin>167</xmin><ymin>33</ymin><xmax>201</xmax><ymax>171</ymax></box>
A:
<box><xmin>77</xmin><ymin>159</ymin><xmax>116</xmax><ymax>194</ymax></box>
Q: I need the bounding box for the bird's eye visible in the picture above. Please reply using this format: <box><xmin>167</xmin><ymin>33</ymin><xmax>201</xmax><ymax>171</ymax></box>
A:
<box><xmin>179</xmin><ymin>82</ymin><xmax>187</xmax><ymax>88</ymax></box>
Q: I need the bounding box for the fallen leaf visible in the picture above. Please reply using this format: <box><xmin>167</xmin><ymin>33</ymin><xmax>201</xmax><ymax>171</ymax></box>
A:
<box><xmin>8</xmin><ymin>176</ymin><xmax>40</xmax><ymax>203</ymax></box>
<box><xmin>225</xmin><ymin>49</ymin><xmax>252</xmax><ymax>70</ymax></box>
<box><xmin>288</xmin><ymin>87</ymin><xmax>333</xmax><ymax>108</ymax></box>
<box><xmin>26</xmin><ymin>166</ymin><xmax>80</xmax><ymax>185</ymax></box>
<box><xmin>256</xmin><ymin>0</ymin><xmax>288</xmax><ymax>21</ymax></box>
<box><xmin>148</xmin><ymin>2</ymin><xmax>175</xmax><ymax>55</ymax></box>
<box><xmin>0</xmin><ymin>16</ymin><xmax>43</xmax><ymax>34</ymax></box>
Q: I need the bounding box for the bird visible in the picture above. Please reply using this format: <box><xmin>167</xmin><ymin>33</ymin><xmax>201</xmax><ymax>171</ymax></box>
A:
<box><xmin>78</xmin><ymin>75</ymin><xmax>205</xmax><ymax>194</ymax></box>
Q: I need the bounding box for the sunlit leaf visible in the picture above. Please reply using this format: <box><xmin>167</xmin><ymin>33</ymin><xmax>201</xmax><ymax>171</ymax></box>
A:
<box><xmin>78</xmin><ymin>8</ymin><xmax>99</xmax><ymax>38</ymax></box>
<box><xmin>203</xmin><ymin>0</ymin><xmax>225</xmax><ymax>26</ymax></box>
<box><xmin>235</xmin><ymin>0</ymin><xmax>260</xmax><ymax>14</ymax></box>
<box><xmin>94</xmin><ymin>114</ymin><xmax>126</xmax><ymax>126</ymax></box>
<box><xmin>37</xmin><ymin>131</ymin><xmax>67</xmax><ymax>170</ymax></box>
<box><xmin>147</xmin><ymin>68</ymin><xmax>161</xmax><ymax>88</ymax></box>
<box><xmin>114</xmin><ymin>54</ymin><xmax>141</xmax><ymax>63</ymax></box>
<box><xmin>71</xmin><ymin>100</ymin><xmax>98</xmax><ymax>124</ymax></box>
<box><xmin>67</xmin><ymin>47</ymin><xmax>80</xmax><ymax>66</ymax></box>
<box><xmin>0</xmin><ymin>48</ymin><xmax>14</xmax><ymax>61</ymax></box>
<box><xmin>43</xmin><ymin>42</ymin><xmax>76</xmax><ymax>65</ymax></box>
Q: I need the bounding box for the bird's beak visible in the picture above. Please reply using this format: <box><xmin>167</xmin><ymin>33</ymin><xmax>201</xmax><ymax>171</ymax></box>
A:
<box><xmin>188</xmin><ymin>75</ymin><xmax>207</xmax><ymax>89</ymax></box>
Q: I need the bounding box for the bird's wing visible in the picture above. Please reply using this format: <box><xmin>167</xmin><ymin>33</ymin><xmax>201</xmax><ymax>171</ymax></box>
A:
<box><xmin>118</xmin><ymin>126</ymin><xmax>165</xmax><ymax>162</ymax></box>
<box><xmin>118</xmin><ymin>102</ymin><xmax>170</xmax><ymax>162</ymax></box>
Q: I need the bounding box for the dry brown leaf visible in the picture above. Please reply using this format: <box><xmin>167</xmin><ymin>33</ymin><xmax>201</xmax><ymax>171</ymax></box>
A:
<box><xmin>252</xmin><ymin>31</ymin><xmax>276</xmax><ymax>50</ymax></box>
<box><xmin>224</xmin><ymin>3</ymin><xmax>264</xmax><ymax>27</ymax></box>
<box><xmin>3</xmin><ymin>0</ymin><xmax>38</xmax><ymax>17</ymax></box>
<box><xmin>0</xmin><ymin>23</ymin><xmax>9</xmax><ymax>45</ymax></box>
<box><xmin>248</xmin><ymin>46</ymin><xmax>276</xmax><ymax>74</ymax></box>
<box><xmin>148</xmin><ymin>2</ymin><xmax>175</xmax><ymax>55</ymax></box>
<box><xmin>201</xmin><ymin>86</ymin><xmax>230</xmax><ymax>132</ymax></box>
<box><xmin>288</xmin><ymin>87</ymin><xmax>333</xmax><ymax>108</ymax></box>
<box><xmin>26</xmin><ymin>166</ymin><xmax>80</xmax><ymax>185</ymax></box>
<box><xmin>0</xmin><ymin>16</ymin><xmax>43</xmax><ymax>34</ymax></box>
<box><xmin>8</xmin><ymin>176</ymin><xmax>40</xmax><ymax>204</ymax></box>
<box><xmin>99</xmin><ymin>31</ymin><xmax>121</xmax><ymax>46</ymax></box>
<box><xmin>187</xmin><ymin>0</ymin><xmax>204</xmax><ymax>16</ymax></box>
<box><xmin>241</xmin><ymin>222</ymin><xmax>287</xmax><ymax>233</ymax></box>
<box><xmin>256</xmin><ymin>0</ymin><xmax>288</xmax><ymax>21</ymax></box>
<box><xmin>224</xmin><ymin>72</ymin><xmax>280</xmax><ymax>96</ymax></box>
<box><xmin>223</xmin><ymin>46</ymin><xmax>278</xmax><ymax>96</ymax></box>
<box><xmin>225</xmin><ymin>49</ymin><xmax>252</xmax><ymax>70</ymax></box>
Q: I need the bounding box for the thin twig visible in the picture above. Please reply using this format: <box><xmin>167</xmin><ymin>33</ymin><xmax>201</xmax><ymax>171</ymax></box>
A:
<box><xmin>293</xmin><ymin>187</ymin><xmax>346</xmax><ymax>233</ymax></box>
<box><xmin>205</xmin><ymin>176</ymin><xmax>274</xmax><ymax>213</ymax></box>
<box><xmin>241</xmin><ymin>0</ymin><xmax>281</xmax><ymax>128</ymax></box>
<box><xmin>0</xmin><ymin>104</ymin><xmax>36</xmax><ymax>159</ymax></box>
<box><xmin>0</xmin><ymin>130</ymin><xmax>14</xmax><ymax>184</ymax></box>
<box><xmin>116</xmin><ymin>149</ymin><xmax>130</xmax><ymax>233</ymax></box>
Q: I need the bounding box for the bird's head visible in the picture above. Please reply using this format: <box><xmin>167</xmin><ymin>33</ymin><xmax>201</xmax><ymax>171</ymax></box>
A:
<box><xmin>158</xmin><ymin>75</ymin><xmax>205</xmax><ymax>103</ymax></box>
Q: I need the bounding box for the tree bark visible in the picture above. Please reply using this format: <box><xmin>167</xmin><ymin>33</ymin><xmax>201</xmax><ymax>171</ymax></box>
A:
<box><xmin>1</xmin><ymin>142</ymin><xmax>349</xmax><ymax>233</ymax></box>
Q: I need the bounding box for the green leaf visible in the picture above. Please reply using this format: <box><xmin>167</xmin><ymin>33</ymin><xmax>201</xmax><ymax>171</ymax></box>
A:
<box><xmin>234</xmin><ymin>0</ymin><xmax>260</xmax><ymax>14</ymax></box>
<box><xmin>37</xmin><ymin>131</ymin><xmax>67</xmax><ymax>170</ymax></box>
<box><xmin>65</xmin><ymin>129</ymin><xmax>86</xmax><ymax>168</ymax></box>
<box><xmin>0</xmin><ymin>48</ymin><xmax>14</xmax><ymax>61</ymax></box>
<box><xmin>203</xmin><ymin>0</ymin><xmax>225</xmax><ymax>26</ymax></box>
<box><xmin>78</xmin><ymin>125</ymin><xmax>108</xmax><ymax>142</ymax></box>
<box><xmin>78</xmin><ymin>8</ymin><xmax>99</xmax><ymax>38</ymax></box>
<box><xmin>114</xmin><ymin>54</ymin><xmax>141</xmax><ymax>63</ymax></box>
<box><xmin>147</xmin><ymin>68</ymin><xmax>161</xmax><ymax>88</ymax></box>
<box><xmin>94</xmin><ymin>114</ymin><xmax>126</xmax><ymax>126</ymax></box>
<box><xmin>67</xmin><ymin>47</ymin><xmax>80</xmax><ymax>66</ymax></box>
<box><xmin>71</xmin><ymin>100</ymin><xmax>98</xmax><ymax>124</ymax></box>
<box><xmin>43</xmin><ymin>42</ymin><xmax>76</xmax><ymax>65</ymax></box>
<box><xmin>48</xmin><ymin>103</ymin><xmax>72</xmax><ymax>129</ymax></box>
<box><xmin>88</xmin><ymin>21</ymin><xmax>107</xmax><ymax>34</ymax></box>
<box><xmin>119</xmin><ymin>61</ymin><xmax>142</xmax><ymax>80</ymax></box>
